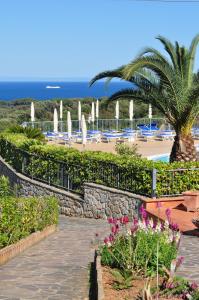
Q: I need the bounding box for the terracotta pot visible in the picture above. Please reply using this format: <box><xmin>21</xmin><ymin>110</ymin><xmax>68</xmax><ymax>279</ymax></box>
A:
<box><xmin>183</xmin><ymin>190</ymin><xmax>199</xmax><ymax>212</ymax></box>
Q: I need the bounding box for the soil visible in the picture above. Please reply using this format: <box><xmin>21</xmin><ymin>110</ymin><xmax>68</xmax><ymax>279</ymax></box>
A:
<box><xmin>102</xmin><ymin>266</ymin><xmax>180</xmax><ymax>300</ymax></box>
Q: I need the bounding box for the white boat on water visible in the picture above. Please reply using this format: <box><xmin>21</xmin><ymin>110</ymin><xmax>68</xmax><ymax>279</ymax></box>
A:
<box><xmin>46</xmin><ymin>85</ymin><xmax>61</xmax><ymax>89</ymax></box>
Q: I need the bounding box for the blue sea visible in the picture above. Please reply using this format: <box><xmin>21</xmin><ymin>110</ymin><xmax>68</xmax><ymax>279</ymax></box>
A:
<box><xmin>0</xmin><ymin>81</ymin><xmax>132</xmax><ymax>101</ymax></box>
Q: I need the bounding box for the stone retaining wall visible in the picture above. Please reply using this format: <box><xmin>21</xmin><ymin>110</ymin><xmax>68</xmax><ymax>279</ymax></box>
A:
<box><xmin>84</xmin><ymin>183</ymin><xmax>144</xmax><ymax>219</ymax></box>
<box><xmin>0</xmin><ymin>156</ymin><xmax>144</xmax><ymax>219</ymax></box>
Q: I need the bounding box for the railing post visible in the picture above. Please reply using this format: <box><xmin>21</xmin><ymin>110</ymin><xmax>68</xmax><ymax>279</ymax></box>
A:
<box><xmin>151</xmin><ymin>168</ymin><xmax>157</xmax><ymax>198</ymax></box>
<box><xmin>60</xmin><ymin>163</ymin><xmax>64</xmax><ymax>187</ymax></box>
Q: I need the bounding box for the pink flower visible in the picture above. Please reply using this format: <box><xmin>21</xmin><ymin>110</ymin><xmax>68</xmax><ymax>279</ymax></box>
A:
<box><xmin>108</xmin><ymin>217</ymin><xmax>113</xmax><ymax>224</ymax></box>
<box><xmin>145</xmin><ymin>218</ymin><xmax>150</xmax><ymax>227</ymax></box>
<box><xmin>111</xmin><ymin>226</ymin><xmax>118</xmax><ymax>235</ymax></box>
<box><xmin>165</xmin><ymin>208</ymin><xmax>171</xmax><ymax>219</ymax></box>
<box><xmin>153</xmin><ymin>220</ymin><xmax>157</xmax><ymax>229</ymax></box>
<box><xmin>176</xmin><ymin>256</ymin><xmax>184</xmax><ymax>269</ymax></box>
<box><xmin>109</xmin><ymin>234</ymin><xmax>114</xmax><ymax>242</ymax></box>
<box><xmin>104</xmin><ymin>237</ymin><xmax>109</xmax><ymax>244</ymax></box>
<box><xmin>131</xmin><ymin>225</ymin><xmax>138</xmax><ymax>234</ymax></box>
<box><xmin>140</xmin><ymin>205</ymin><xmax>148</xmax><ymax>219</ymax></box>
<box><xmin>170</xmin><ymin>222</ymin><xmax>179</xmax><ymax>231</ymax></box>
<box><xmin>133</xmin><ymin>217</ymin><xmax>138</xmax><ymax>226</ymax></box>
<box><xmin>113</xmin><ymin>218</ymin><xmax>118</xmax><ymax>224</ymax></box>
<box><xmin>190</xmin><ymin>282</ymin><xmax>198</xmax><ymax>290</ymax></box>
<box><xmin>123</xmin><ymin>216</ymin><xmax>129</xmax><ymax>224</ymax></box>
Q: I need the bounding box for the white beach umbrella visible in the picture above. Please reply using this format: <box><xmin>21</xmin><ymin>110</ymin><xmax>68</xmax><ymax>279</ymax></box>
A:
<box><xmin>91</xmin><ymin>102</ymin><xmax>95</xmax><ymax>123</ymax></box>
<box><xmin>53</xmin><ymin>108</ymin><xmax>58</xmax><ymax>133</ymax></box>
<box><xmin>78</xmin><ymin>101</ymin><xmax>82</xmax><ymax>121</ymax></box>
<box><xmin>115</xmin><ymin>101</ymin><xmax>119</xmax><ymax>120</ymax></box>
<box><xmin>31</xmin><ymin>102</ymin><xmax>35</xmax><ymax>122</ymax></box>
<box><xmin>81</xmin><ymin>114</ymin><xmax>87</xmax><ymax>146</ymax></box>
<box><xmin>96</xmin><ymin>99</ymin><xmax>99</xmax><ymax>119</ymax></box>
<box><xmin>60</xmin><ymin>100</ymin><xmax>63</xmax><ymax>119</ymax></box>
<box><xmin>67</xmin><ymin>111</ymin><xmax>72</xmax><ymax>140</ymax></box>
<box><xmin>129</xmin><ymin>100</ymin><xmax>134</xmax><ymax>121</ymax></box>
<box><xmin>148</xmin><ymin>104</ymin><xmax>152</xmax><ymax>119</ymax></box>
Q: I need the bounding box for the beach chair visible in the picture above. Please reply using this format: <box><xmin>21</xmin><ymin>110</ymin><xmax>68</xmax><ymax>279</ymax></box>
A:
<box><xmin>140</xmin><ymin>131</ymin><xmax>156</xmax><ymax>141</ymax></box>
<box><xmin>156</xmin><ymin>130</ymin><xmax>175</xmax><ymax>141</ymax></box>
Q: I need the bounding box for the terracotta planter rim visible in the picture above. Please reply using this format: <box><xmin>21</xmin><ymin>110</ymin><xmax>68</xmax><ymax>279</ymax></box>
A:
<box><xmin>183</xmin><ymin>190</ymin><xmax>199</xmax><ymax>196</ymax></box>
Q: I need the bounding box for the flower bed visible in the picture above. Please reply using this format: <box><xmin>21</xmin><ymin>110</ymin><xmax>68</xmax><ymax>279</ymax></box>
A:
<box><xmin>95</xmin><ymin>207</ymin><xmax>199</xmax><ymax>300</ymax></box>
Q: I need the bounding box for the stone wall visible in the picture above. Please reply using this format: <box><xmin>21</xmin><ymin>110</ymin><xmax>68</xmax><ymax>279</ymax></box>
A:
<box><xmin>0</xmin><ymin>156</ymin><xmax>144</xmax><ymax>219</ymax></box>
<box><xmin>84</xmin><ymin>183</ymin><xmax>144</xmax><ymax>219</ymax></box>
<box><xmin>0</xmin><ymin>156</ymin><xmax>85</xmax><ymax>217</ymax></box>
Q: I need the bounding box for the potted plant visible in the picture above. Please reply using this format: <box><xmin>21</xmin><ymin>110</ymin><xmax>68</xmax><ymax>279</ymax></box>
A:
<box><xmin>183</xmin><ymin>190</ymin><xmax>199</xmax><ymax>212</ymax></box>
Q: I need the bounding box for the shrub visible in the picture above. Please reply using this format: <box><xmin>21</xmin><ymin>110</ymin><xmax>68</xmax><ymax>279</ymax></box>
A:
<box><xmin>6</xmin><ymin>125</ymin><xmax>45</xmax><ymax>141</ymax></box>
<box><xmin>115</xmin><ymin>143</ymin><xmax>141</xmax><ymax>158</ymax></box>
<box><xmin>100</xmin><ymin>209</ymin><xmax>180</xmax><ymax>277</ymax></box>
<box><xmin>0</xmin><ymin>195</ymin><xmax>58</xmax><ymax>249</ymax></box>
<box><xmin>0</xmin><ymin>133</ymin><xmax>198</xmax><ymax>197</ymax></box>
<box><xmin>0</xmin><ymin>176</ymin><xmax>12</xmax><ymax>197</ymax></box>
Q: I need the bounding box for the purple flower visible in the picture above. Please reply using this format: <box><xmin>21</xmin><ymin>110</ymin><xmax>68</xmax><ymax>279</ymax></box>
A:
<box><xmin>133</xmin><ymin>217</ymin><xmax>138</xmax><ymax>226</ymax></box>
<box><xmin>153</xmin><ymin>220</ymin><xmax>157</xmax><ymax>229</ymax></box>
<box><xmin>145</xmin><ymin>218</ymin><xmax>150</xmax><ymax>227</ymax></box>
<box><xmin>165</xmin><ymin>208</ymin><xmax>171</xmax><ymax>219</ymax></box>
<box><xmin>190</xmin><ymin>282</ymin><xmax>198</xmax><ymax>290</ymax></box>
<box><xmin>140</xmin><ymin>204</ymin><xmax>148</xmax><ymax>220</ymax></box>
<box><xmin>176</xmin><ymin>256</ymin><xmax>184</xmax><ymax>269</ymax></box>
<box><xmin>161</xmin><ymin>222</ymin><xmax>165</xmax><ymax>231</ymax></box>
<box><xmin>170</xmin><ymin>222</ymin><xmax>179</xmax><ymax>232</ymax></box>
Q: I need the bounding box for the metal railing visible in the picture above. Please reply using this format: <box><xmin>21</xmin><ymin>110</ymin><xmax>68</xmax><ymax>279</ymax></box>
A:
<box><xmin>23</xmin><ymin>118</ymin><xmax>166</xmax><ymax>132</ymax></box>
<box><xmin>0</xmin><ymin>140</ymin><xmax>199</xmax><ymax>197</ymax></box>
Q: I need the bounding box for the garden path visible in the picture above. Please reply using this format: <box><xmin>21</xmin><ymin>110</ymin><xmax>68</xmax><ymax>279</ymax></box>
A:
<box><xmin>177</xmin><ymin>235</ymin><xmax>199</xmax><ymax>283</ymax></box>
<box><xmin>0</xmin><ymin>216</ymin><xmax>198</xmax><ymax>300</ymax></box>
<box><xmin>0</xmin><ymin>216</ymin><xmax>108</xmax><ymax>300</ymax></box>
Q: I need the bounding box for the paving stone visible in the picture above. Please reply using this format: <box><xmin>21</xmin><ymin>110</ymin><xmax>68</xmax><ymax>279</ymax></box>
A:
<box><xmin>177</xmin><ymin>235</ymin><xmax>199</xmax><ymax>284</ymax></box>
<box><xmin>0</xmin><ymin>215</ymin><xmax>108</xmax><ymax>300</ymax></box>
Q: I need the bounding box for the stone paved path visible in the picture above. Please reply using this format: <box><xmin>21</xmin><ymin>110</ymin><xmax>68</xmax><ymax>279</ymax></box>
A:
<box><xmin>0</xmin><ymin>216</ymin><xmax>108</xmax><ymax>300</ymax></box>
<box><xmin>0</xmin><ymin>216</ymin><xmax>199</xmax><ymax>300</ymax></box>
<box><xmin>177</xmin><ymin>235</ymin><xmax>199</xmax><ymax>283</ymax></box>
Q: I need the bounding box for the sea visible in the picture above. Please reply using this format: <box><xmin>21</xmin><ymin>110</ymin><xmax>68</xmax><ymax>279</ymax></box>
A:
<box><xmin>0</xmin><ymin>81</ymin><xmax>132</xmax><ymax>101</ymax></box>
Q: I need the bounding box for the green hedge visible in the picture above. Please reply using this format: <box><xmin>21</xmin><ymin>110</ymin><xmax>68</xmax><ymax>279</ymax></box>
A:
<box><xmin>0</xmin><ymin>133</ymin><xmax>198</xmax><ymax>197</ymax></box>
<box><xmin>0</xmin><ymin>195</ymin><xmax>58</xmax><ymax>249</ymax></box>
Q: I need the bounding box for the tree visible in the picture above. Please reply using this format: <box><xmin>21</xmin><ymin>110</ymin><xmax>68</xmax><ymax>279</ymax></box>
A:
<box><xmin>90</xmin><ymin>35</ymin><xmax>199</xmax><ymax>162</ymax></box>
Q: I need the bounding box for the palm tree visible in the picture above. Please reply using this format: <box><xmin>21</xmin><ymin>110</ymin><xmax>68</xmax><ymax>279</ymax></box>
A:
<box><xmin>90</xmin><ymin>35</ymin><xmax>199</xmax><ymax>162</ymax></box>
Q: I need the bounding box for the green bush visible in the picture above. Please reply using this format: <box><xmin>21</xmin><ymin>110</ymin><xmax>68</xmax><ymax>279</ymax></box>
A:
<box><xmin>115</xmin><ymin>143</ymin><xmax>141</xmax><ymax>158</ymax></box>
<box><xmin>6</xmin><ymin>125</ymin><xmax>45</xmax><ymax>141</ymax></box>
<box><xmin>0</xmin><ymin>176</ymin><xmax>12</xmax><ymax>197</ymax></box>
<box><xmin>0</xmin><ymin>133</ymin><xmax>198</xmax><ymax>197</ymax></box>
<box><xmin>0</xmin><ymin>195</ymin><xmax>58</xmax><ymax>249</ymax></box>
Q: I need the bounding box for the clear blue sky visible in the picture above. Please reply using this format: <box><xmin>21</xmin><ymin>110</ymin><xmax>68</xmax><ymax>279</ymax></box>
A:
<box><xmin>0</xmin><ymin>0</ymin><xmax>199</xmax><ymax>81</ymax></box>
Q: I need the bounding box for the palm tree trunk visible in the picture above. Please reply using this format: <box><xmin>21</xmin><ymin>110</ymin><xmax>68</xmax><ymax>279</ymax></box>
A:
<box><xmin>170</xmin><ymin>133</ymin><xmax>197</xmax><ymax>162</ymax></box>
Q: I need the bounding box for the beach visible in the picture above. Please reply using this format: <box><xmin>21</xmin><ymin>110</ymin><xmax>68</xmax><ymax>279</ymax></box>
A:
<box><xmin>48</xmin><ymin>139</ymin><xmax>199</xmax><ymax>158</ymax></box>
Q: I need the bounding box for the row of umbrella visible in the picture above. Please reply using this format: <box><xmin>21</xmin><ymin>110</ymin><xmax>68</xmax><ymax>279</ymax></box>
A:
<box><xmin>30</xmin><ymin>100</ymin><xmax>153</xmax><ymax>123</ymax></box>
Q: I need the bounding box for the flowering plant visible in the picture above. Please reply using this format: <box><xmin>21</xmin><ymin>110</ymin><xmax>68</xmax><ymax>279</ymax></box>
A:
<box><xmin>100</xmin><ymin>206</ymin><xmax>181</xmax><ymax>277</ymax></box>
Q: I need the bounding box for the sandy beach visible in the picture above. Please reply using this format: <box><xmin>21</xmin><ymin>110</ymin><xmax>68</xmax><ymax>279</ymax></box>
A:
<box><xmin>48</xmin><ymin>139</ymin><xmax>199</xmax><ymax>158</ymax></box>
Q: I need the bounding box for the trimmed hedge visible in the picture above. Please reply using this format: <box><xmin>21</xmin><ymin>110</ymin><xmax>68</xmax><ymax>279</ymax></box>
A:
<box><xmin>0</xmin><ymin>195</ymin><xmax>58</xmax><ymax>249</ymax></box>
<box><xmin>0</xmin><ymin>133</ymin><xmax>198</xmax><ymax>197</ymax></box>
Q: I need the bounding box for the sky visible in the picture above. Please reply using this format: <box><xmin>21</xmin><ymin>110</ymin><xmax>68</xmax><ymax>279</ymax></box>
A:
<box><xmin>0</xmin><ymin>0</ymin><xmax>199</xmax><ymax>81</ymax></box>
